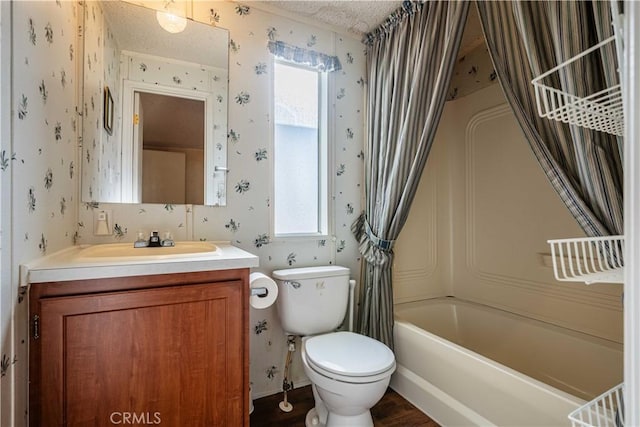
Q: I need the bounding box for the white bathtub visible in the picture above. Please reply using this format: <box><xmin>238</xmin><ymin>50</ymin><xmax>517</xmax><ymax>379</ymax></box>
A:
<box><xmin>391</xmin><ymin>297</ymin><xmax>623</xmax><ymax>426</ymax></box>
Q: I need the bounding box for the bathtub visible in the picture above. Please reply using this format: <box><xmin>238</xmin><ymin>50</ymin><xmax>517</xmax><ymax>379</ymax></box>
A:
<box><xmin>391</xmin><ymin>297</ymin><xmax>623</xmax><ymax>426</ymax></box>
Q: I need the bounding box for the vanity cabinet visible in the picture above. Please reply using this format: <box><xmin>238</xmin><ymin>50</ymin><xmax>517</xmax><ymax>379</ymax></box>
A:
<box><xmin>29</xmin><ymin>268</ymin><xmax>249</xmax><ymax>427</ymax></box>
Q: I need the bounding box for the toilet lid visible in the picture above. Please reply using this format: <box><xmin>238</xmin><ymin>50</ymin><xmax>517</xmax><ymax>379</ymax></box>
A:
<box><xmin>305</xmin><ymin>331</ymin><xmax>395</xmax><ymax>377</ymax></box>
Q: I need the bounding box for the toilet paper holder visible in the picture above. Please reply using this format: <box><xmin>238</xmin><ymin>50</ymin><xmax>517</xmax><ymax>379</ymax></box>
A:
<box><xmin>250</xmin><ymin>287</ymin><xmax>269</xmax><ymax>297</ymax></box>
<box><xmin>249</xmin><ymin>272</ymin><xmax>278</xmax><ymax>309</ymax></box>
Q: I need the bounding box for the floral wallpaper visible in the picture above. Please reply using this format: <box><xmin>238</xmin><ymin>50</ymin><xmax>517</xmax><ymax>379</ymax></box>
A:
<box><xmin>76</xmin><ymin>1</ymin><xmax>366</xmax><ymax>400</ymax></box>
<box><xmin>4</xmin><ymin>1</ymin><xmax>80</xmax><ymax>424</ymax></box>
<box><xmin>82</xmin><ymin>1</ymin><xmax>123</xmax><ymax>203</ymax></box>
<box><xmin>447</xmin><ymin>43</ymin><xmax>497</xmax><ymax>101</ymax></box>
<box><xmin>0</xmin><ymin>1</ymin><xmax>503</xmax><ymax>422</ymax></box>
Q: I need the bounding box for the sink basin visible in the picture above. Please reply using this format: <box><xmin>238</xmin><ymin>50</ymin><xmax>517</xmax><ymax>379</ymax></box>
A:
<box><xmin>76</xmin><ymin>241</ymin><xmax>218</xmax><ymax>260</ymax></box>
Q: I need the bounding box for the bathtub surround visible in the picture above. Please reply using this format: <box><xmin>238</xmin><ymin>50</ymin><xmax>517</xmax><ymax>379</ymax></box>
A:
<box><xmin>354</xmin><ymin>1</ymin><xmax>469</xmax><ymax>349</ymax></box>
<box><xmin>394</xmin><ymin>82</ymin><xmax>622</xmax><ymax>341</ymax></box>
<box><xmin>477</xmin><ymin>2</ymin><xmax>623</xmax><ymax>237</ymax></box>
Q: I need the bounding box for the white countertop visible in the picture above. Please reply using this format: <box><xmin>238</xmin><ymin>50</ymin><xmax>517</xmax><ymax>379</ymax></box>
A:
<box><xmin>22</xmin><ymin>241</ymin><xmax>259</xmax><ymax>284</ymax></box>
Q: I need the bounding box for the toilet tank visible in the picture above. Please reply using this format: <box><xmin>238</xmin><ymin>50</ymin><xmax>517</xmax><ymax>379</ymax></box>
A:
<box><xmin>273</xmin><ymin>266</ymin><xmax>350</xmax><ymax>336</ymax></box>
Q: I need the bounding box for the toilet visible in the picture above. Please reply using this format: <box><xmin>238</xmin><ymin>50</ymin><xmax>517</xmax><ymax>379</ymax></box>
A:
<box><xmin>273</xmin><ymin>266</ymin><xmax>396</xmax><ymax>427</ymax></box>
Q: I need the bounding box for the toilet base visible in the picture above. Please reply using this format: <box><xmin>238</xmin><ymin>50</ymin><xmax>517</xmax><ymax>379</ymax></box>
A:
<box><xmin>305</xmin><ymin>407</ymin><xmax>374</xmax><ymax>427</ymax></box>
<box><xmin>305</xmin><ymin>408</ymin><xmax>323</xmax><ymax>427</ymax></box>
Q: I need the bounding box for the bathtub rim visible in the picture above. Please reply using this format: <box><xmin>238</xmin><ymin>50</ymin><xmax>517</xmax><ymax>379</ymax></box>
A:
<box><xmin>394</xmin><ymin>296</ymin><xmax>623</xmax><ymax>351</ymax></box>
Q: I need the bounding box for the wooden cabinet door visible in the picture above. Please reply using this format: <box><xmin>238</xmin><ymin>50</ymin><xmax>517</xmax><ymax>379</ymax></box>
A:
<box><xmin>35</xmin><ymin>281</ymin><xmax>244</xmax><ymax>426</ymax></box>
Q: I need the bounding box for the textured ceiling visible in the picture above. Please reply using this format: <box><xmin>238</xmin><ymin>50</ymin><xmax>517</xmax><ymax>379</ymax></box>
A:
<box><xmin>249</xmin><ymin>1</ymin><xmax>404</xmax><ymax>37</ymax></box>
<box><xmin>102</xmin><ymin>1</ymin><xmax>228</xmax><ymax>69</ymax></box>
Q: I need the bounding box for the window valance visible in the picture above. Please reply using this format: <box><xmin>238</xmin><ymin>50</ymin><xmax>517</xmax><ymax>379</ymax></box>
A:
<box><xmin>268</xmin><ymin>40</ymin><xmax>342</xmax><ymax>72</ymax></box>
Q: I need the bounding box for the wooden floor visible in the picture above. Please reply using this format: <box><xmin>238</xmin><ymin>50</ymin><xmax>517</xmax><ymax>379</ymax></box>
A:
<box><xmin>250</xmin><ymin>385</ymin><xmax>439</xmax><ymax>427</ymax></box>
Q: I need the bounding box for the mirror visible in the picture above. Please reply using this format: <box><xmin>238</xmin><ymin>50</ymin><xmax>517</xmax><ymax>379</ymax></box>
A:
<box><xmin>81</xmin><ymin>0</ymin><xmax>229</xmax><ymax>205</ymax></box>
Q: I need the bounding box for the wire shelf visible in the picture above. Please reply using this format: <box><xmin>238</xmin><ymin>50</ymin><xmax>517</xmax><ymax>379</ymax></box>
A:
<box><xmin>547</xmin><ymin>236</ymin><xmax>624</xmax><ymax>284</ymax></box>
<box><xmin>569</xmin><ymin>383</ymin><xmax>624</xmax><ymax>427</ymax></box>
<box><xmin>532</xmin><ymin>36</ymin><xmax>623</xmax><ymax>136</ymax></box>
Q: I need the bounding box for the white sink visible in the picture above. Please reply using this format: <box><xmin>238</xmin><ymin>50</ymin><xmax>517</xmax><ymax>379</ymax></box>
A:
<box><xmin>76</xmin><ymin>241</ymin><xmax>218</xmax><ymax>260</ymax></box>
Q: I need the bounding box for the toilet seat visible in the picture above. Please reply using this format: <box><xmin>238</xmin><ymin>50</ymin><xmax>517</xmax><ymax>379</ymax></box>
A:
<box><xmin>303</xmin><ymin>332</ymin><xmax>395</xmax><ymax>384</ymax></box>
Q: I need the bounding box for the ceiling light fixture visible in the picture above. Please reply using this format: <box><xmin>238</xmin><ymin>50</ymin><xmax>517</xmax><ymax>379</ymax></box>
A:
<box><xmin>156</xmin><ymin>0</ymin><xmax>187</xmax><ymax>34</ymax></box>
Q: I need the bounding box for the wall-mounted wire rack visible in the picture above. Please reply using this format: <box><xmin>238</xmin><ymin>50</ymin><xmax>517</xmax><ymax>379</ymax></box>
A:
<box><xmin>531</xmin><ymin>36</ymin><xmax>623</xmax><ymax>136</ymax></box>
<box><xmin>547</xmin><ymin>236</ymin><xmax>624</xmax><ymax>284</ymax></box>
<box><xmin>568</xmin><ymin>383</ymin><xmax>624</xmax><ymax>427</ymax></box>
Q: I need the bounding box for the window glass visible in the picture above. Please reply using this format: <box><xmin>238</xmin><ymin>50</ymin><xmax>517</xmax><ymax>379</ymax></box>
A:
<box><xmin>273</xmin><ymin>62</ymin><xmax>327</xmax><ymax>236</ymax></box>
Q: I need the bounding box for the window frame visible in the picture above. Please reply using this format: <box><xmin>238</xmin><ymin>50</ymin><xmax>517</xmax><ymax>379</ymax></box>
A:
<box><xmin>270</xmin><ymin>59</ymin><xmax>332</xmax><ymax>240</ymax></box>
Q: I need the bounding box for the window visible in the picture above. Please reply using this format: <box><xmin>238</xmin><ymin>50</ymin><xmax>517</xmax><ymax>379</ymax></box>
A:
<box><xmin>273</xmin><ymin>61</ymin><xmax>329</xmax><ymax>237</ymax></box>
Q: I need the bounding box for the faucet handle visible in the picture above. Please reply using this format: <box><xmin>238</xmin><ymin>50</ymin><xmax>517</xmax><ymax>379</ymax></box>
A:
<box><xmin>161</xmin><ymin>231</ymin><xmax>175</xmax><ymax>247</ymax></box>
<box><xmin>133</xmin><ymin>230</ymin><xmax>149</xmax><ymax>248</ymax></box>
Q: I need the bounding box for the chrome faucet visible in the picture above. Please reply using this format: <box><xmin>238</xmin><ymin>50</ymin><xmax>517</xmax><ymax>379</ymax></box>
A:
<box><xmin>148</xmin><ymin>231</ymin><xmax>162</xmax><ymax>247</ymax></box>
<box><xmin>133</xmin><ymin>231</ymin><xmax>175</xmax><ymax>248</ymax></box>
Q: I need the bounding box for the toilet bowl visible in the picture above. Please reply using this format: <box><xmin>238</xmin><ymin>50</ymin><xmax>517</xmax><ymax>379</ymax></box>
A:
<box><xmin>301</xmin><ymin>331</ymin><xmax>396</xmax><ymax>427</ymax></box>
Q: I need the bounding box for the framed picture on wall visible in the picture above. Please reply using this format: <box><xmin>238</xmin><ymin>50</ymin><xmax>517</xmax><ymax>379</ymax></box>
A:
<box><xmin>104</xmin><ymin>86</ymin><xmax>114</xmax><ymax>135</ymax></box>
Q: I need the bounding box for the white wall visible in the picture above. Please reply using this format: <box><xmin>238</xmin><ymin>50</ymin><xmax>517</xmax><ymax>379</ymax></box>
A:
<box><xmin>394</xmin><ymin>82</ymin><xmax>624</xmax><ymax>344</ymax></box>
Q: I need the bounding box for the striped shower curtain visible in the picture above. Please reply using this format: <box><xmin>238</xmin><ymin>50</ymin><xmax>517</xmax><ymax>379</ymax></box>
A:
<box><xmin>352</xmin><ymin>0</ymin><xmax>469</xmax><ymax>349</ymax></box>
<box><xmin>476</xmin><ymin>1</ymin><xmax>623</xmax><ymax>238</ymax></box>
